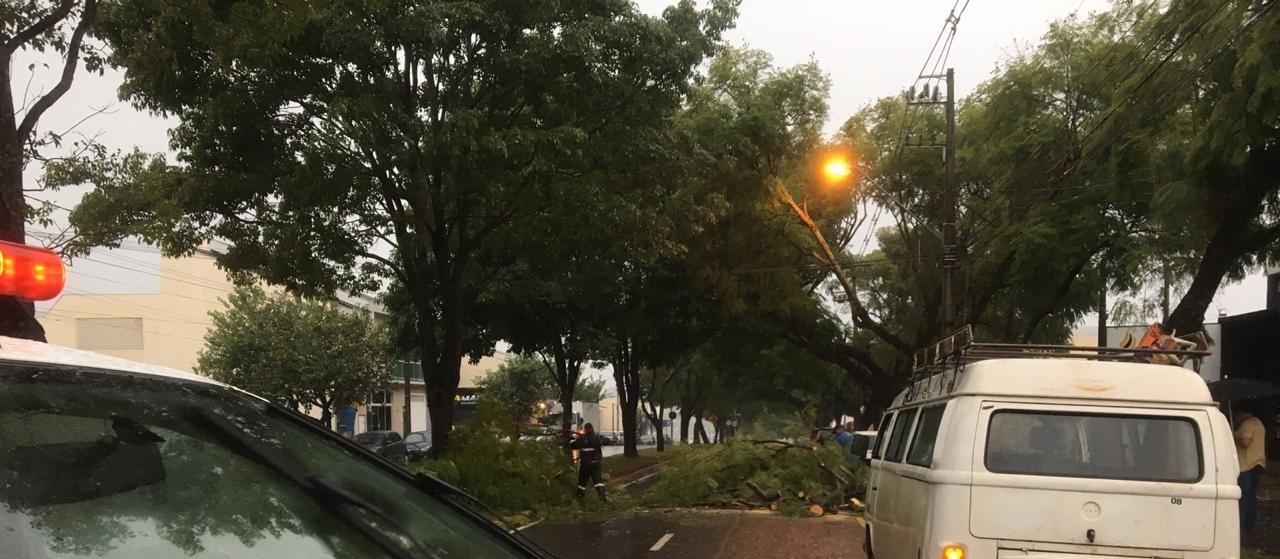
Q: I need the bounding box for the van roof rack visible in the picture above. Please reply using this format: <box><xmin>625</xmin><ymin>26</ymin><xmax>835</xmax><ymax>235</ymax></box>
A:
<box><xmin>904</xmin><ymin>325</ymin><xmax>1213</xmax><ymax>402</ymax></box>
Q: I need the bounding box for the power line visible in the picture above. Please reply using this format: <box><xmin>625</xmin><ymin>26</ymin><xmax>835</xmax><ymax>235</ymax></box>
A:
<box><xmin>40</xmin><ymin>312</ymin><xmax>209</xmax><ymax>343</ymax></box>
<box><xmin>39</xmin><ymin>307</ymin><xmax>211</xmax><ymax>326</ymax></box>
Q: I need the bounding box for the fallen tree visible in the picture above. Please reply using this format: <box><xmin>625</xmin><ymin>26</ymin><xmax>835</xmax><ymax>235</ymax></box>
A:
<box><xmin>641</xmin><ymin>440</ymin><xmax>866</xmax><ymax>516</ymax></box>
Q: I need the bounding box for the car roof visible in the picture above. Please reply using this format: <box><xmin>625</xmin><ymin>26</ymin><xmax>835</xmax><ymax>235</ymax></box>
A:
<box><xmin>0</xmin><ymin>335</ymin><xmax>225</xmax><ymax>387</ymax></box>
<box><xmin>890</xmin><ymin>358</ymin><xmax>1213</xmax><ymax>408</ymax></box>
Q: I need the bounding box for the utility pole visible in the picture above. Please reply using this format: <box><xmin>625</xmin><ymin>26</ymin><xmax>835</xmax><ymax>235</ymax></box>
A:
<box><xmin>942</xmin><ymin>67</ymin><xmax>957</xmax><ymax>330</ymax></box>
<box><xmin>906</xmin><ymin>68</ymin><xmax>959</xmax><ymax>330</ymax></box>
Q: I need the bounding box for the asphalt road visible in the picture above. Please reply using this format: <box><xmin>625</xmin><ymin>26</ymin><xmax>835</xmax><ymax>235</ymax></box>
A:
<box><xmin>602</xmin><ymin>444</ymin><xmax>656</xmax><ymax>457</ymax></box>
<box><xmin>524</xmin><ymin>510</ymin><xmax>864</xmax><ymax>559</ymax></box>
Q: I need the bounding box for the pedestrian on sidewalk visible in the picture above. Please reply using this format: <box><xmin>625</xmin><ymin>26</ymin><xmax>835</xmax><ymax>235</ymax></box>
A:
<box><xmin>571</xmin><ymin>422</ymin><xmax>606</xmax><ymax>501</ymax></box>
<box><xmin>1235</xmin><ymin>408</ymin><xmax>1266</xmax><ymax>533</ymax></box>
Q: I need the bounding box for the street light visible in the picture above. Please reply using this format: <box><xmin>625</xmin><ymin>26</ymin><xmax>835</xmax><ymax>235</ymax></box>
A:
<box><xmin>823</xmin><ymin>157</ymin><xmax>853</xmax><ymax>182</ymax></box>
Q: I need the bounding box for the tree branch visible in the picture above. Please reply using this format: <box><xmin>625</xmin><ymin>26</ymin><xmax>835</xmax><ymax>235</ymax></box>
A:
<box><xmin>17</xmin><ymin>0</ymin><xmax>97</xmax><ymax>142</ymax></box>
<box><xmin>773</xmin><ymin>179</ymin><xmax>913</xmax><ymax>354</ymax></box>
<box><xmin>5</xmin><ymin>0</ymin><xmax>77</xmax><ymax>51</ymax></box>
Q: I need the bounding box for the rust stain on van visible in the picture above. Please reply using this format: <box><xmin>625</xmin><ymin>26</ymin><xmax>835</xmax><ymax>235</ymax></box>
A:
<box><xmin>1073</xmin><ymin>379</ymin><xmax>1115</xmax><ymax>392</ymax></box>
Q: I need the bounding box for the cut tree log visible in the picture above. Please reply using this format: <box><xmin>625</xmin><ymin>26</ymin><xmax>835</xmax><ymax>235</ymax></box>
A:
<box><xmin>770</xmin><ymin>502</ymin><xmax>779</xmax><ymax>511</ymax></box>
<box><xmin>808</xmin><ymin>504</ymin><xmax>824</xmax><ymax>517</ymax></box>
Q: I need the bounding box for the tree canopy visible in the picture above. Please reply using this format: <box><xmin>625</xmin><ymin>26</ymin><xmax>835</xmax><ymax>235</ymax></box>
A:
<box><xmin>197</xmin><ymin>285</ymin><xmax>391</xmax><ymax>427</ymax></box>
<box><xmin>64</xmin><ymin>0</ymin><xmax>739</xmax><ymax>455</ymax></box>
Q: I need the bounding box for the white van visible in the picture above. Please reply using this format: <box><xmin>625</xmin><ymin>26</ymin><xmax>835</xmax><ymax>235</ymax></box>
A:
<box><xmin>864</xmin><ymin>344</ymin><xmax>1239</xmax><ymax>559</ymax></box>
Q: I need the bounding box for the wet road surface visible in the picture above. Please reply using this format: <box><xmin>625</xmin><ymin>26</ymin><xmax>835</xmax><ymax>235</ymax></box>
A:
<box><xmin>602</xmin><ymin>444</ymin><xmax>656</xmax><ymax>457</ymax></box>
<box><xmin>524</xmin><ymin>509</ymin><xmax>864</xmax><ymax>559</ymax></box>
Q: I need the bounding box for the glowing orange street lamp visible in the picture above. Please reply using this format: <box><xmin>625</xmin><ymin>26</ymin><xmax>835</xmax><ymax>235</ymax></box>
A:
<box><xmin>823</xmin><ymin>157</ymin><xmax>853</xmax><ymax>182</ymax></box>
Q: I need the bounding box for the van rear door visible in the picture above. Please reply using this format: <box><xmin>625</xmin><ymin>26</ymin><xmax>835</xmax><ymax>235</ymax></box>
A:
<box><xmin>970</xmin><ymin>403</ymin><xmax>1216</xmax><ymax>552</ymax></box>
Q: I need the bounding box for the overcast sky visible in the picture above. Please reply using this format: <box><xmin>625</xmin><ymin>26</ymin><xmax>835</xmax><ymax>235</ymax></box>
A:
<box><xmin>20</xmin><ymin>0</ymin><xmax>1269</xmax><ymax>328</ymax></box>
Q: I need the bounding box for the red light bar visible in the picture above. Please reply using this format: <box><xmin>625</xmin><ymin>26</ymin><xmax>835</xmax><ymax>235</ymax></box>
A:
<box><xmin>0</xmin><ymin>240</ymin><xmax>65</xmax><ymax>301</ymax></box>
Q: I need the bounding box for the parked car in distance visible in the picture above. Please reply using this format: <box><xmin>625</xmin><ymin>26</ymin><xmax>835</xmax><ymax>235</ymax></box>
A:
<box><xmin>599</xmin><ymin>430</ymin><xmax>622</xmax><ymax>445</ymax></box>
<box><xmin>353</xmin><ymin>430</ymin><xmax>408</xmax><ymax>462</ymax></box>
<box><xmin>638</xmin><ymin>434</ymin><xmax>665</xmax><ymax>445</ymax></box>
<box><xmin>405</xmin><ymin>431</ymin><xmax>433</xmax><ymax>461</ymax></box>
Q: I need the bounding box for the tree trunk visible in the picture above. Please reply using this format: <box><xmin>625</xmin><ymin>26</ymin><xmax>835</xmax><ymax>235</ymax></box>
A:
<box><xmin>620</xmin><ymin>392</ymin><xmax>639</xmax><ymax>457</ymax></box>
<box><xmin>679</xmin><ymin>411</ymin><xmax>692</xmax><ymax>443</ymax></box>
<box><xmin>694</xmin><ymin>412</ymin><xmax>710</xmax><ymax>444</ymax></box>
<box><xmin>1097</xmin><ymin>273</ymin><xmax>1108</xmax><ymax>347</ymax></box>
<box><xmin>402</xmin><ymin>363</ymin><xmax>412</xmax><ymax>436</ymax></box>
<box><xmin>1161</xmin><ymin>259</ymin><xmax>1171</xmax><ymax>323</ymax></box>
<box><xmin>0</xmin><ymin>56</ymin><xmax>44</xmax><ymax>341</ymax></box>
<box><xmin>559</xmin><ymin>385</ymin><xmax>575</xmax><ymax>455</ymax></box>
<box><xmin>612</xmin><ymin>338</ymin><xmax>641</xmax><ymax>458</ymax></box>
<box><xmin>552</xmin><ymin>339</ymin><xmax>582</xmax><ymax>455</ymax></box>
<box><xmin>319</xmin><ymin>405</ymin><xmax>333</xmax><ymax>430</ymax></box>
<box><xmin>1166</xmin><ymin>205</ymin><xmax>1273</xmax><ymax>335</ymax></box>
<box><xmin>1167</xmin><ymin>145</ymin><xmax>1280</xmax><ymax>333</ymax></box>
<box><xmin>655</xmin><ymin>405</ymin><xmax>666</xmax><ymax>452</ymax></box>
<box><xmin>425</xmin><ymin>376</ymin><xmax>457</xmax><ymax>456</ymax></box>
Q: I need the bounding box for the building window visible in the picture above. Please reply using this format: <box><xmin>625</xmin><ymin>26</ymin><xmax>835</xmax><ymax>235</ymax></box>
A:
<box><xmin>76</xmin><ymin>318</ymin><xmax>144</xmax><ymax>350</ymax></box>
<box><xmin>367</xmin><ymin>390</ymin><xmax>392</xmax><ymax>432</ymax></box>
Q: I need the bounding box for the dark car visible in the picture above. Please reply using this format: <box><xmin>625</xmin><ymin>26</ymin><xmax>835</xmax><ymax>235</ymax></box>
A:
<box><xmin>0</xmin><ymin>335</ymin><xmax>553</xmax><ymax>558</ymax></box>
<box><xmin>405</xmin><ymin>431</ymin><xmax>433</xmax><ymax>461</ymax></box>
<box><xmin>353</xmin><ymin>429</ymin><xmax>408</xmax><ymax>463</ymax></box>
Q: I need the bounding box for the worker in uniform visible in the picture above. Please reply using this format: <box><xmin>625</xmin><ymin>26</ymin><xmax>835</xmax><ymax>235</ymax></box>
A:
<box><xmin>570</xmin><ymin>422</ymin><xmax>606</xmax><ymax>501</ymax></box>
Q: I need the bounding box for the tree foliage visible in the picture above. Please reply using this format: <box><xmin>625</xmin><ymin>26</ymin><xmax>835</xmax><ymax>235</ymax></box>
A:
<box><xmin>574</xmin><ymin>376</ymin><xmax>608</xmax><ymax>404</ymax></box>
<box><xmin>475</xmin><ymin>354</ymin><xmax>554</xmax><ymax>440</ymax></box>
<box><xmin>197</xmin><ymin>285</ymin><xmax>391</xmax><ymax>427</ymax></box>
<box><xmin>63</xmin><ymin>0</ymin><xmax>738</xmax><ymax>455</ymax></box>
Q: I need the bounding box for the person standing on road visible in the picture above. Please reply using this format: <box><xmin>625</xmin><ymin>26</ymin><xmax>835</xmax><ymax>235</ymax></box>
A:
<box><xmin>1235</xmin><ymin>408</ymin><xmax>1266</xmax><ymax>532</ymax></box>
<box><xmin>571</xmin><ymin>422</ymin><xmax>606</xmax><ymax>501</ymax></box>
<box><xmin>834</xmin><ymin>424</ymin><xmax>854</xmax><ymax>460</ymax></box>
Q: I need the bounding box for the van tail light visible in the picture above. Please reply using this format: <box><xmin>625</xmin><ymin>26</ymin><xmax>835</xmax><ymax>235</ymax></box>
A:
<box><xmin>0</xmin><ymin>241</ymin><xmax>66</xmax><ymax>301</ymax></box>
<box><xmin>943</xmin><ymin>545</ymin><xmax>966</xmax><ymax>559</ymax></box>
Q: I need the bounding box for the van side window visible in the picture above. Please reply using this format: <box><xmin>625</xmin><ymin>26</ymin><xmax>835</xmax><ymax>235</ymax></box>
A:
<box><xmin>906</xmin><ymin>404</ymin><xmax>946</xmax><ymax>467</ymax></box>
<box><xmin>884</xmin><ymin>408</ymin><xmax>919</xmax><ymax>463</ymax></box>
<box><xmin>871</xmin><ymin>412</ymin><xmax>894</xmax><ymax>459</ymax></box>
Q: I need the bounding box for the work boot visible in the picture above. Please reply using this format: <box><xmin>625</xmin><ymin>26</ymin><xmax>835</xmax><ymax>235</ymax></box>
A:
<box><xmin>576</xmin><ymin>486</ymin><xmax>586</xmax><ymax>500</ymax></box>
<box><xmin>595</xmin><ymin>485</ymin><xmax>606</xmax><ymax>501</ymax></box>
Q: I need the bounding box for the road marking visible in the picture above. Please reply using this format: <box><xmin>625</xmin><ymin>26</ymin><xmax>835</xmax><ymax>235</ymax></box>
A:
<box><xmin>649</xmin><ymin>533</ymin><xmax>675</xmax><ymax>552</ymax></box>
<box><xmin>618</xmin><ymin>470</ymin><xmax>662</xmax><ymax>490</ymax></box>
<box><xmin>516</xmin><ymin>520</ymin><xmax>541</xmax><ymax>531</ymax></box>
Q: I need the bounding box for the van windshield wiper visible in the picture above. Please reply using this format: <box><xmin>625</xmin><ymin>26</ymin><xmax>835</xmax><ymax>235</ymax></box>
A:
<box><xmin>192</xmin><ymin>409</ymin><xmax>433</xmax><ymax>559</ymax></box>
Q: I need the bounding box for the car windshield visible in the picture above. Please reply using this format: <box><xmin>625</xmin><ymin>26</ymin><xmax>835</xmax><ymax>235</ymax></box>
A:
<box><xmin>405</xmin><ymin>434</ymin><xmax>429</xmax><ymax>444</ymax></box>
<box><xmin>0</xmin><ymin>363</ymin><xmax>527</xmax><ymax>559</ymax></box>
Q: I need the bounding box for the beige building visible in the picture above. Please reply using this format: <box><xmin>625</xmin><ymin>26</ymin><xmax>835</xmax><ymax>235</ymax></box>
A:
<box><xmin>37</xmin><ymin>239</ymin><xmax>509</xmax><ymax>435</ymax></box>
<box><xmin>39</xmin><ymin>241</ymin><xmax>234</xmax><ymax>372</ymax></box>
<box><xmin>367</xmin><ymin>353</ymin><xmax>511</xmax><ymax>435</ymax></box>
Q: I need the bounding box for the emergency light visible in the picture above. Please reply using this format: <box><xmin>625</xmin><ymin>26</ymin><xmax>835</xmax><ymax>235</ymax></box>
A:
<box><xmin>0</xmin><ymin>240</ymin><xmax>66</xmax><ymax>301</ymax></box>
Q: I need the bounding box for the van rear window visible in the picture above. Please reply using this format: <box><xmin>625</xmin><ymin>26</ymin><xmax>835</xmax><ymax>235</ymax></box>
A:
<box><xmin>985</xmin><ymin>411</ymin><xmax>1202</xmax><ymax>483</ymax></box>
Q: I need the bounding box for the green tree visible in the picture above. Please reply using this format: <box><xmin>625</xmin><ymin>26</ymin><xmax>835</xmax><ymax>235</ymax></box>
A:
<box><xmin>574</xmin><ymin>376</ymin><xmax>608</xmax><ymax>404</ymax></box>
<box><xmin>62</xmin><ymin>0</ymin><xmax>738</xmax><ymax>455</ymax></box>
<box><xmin>1100</xmin><ymin>0</ymin><xmax>1280</xmax><ymax>334</ymax></box>
<box><xmin>197</xmin><ymin>285</ymin><xmax>391</xmax><ymax>427</ymax></box>
<box><xmin>0</xmin><ymin>0</ymin><xmax>102</xmax><ymax>340</ymax></box>
<box><xmin>475</xmin><ymin>354</ymin><xmax>554</xmax><ymax>441</ymax></box>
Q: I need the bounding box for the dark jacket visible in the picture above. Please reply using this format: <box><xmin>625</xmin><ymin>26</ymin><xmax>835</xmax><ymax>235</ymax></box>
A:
<box><xmin>570</xmin><ymin>432</ymin><xmax>604</xmax><ymax>464</ymax></box>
